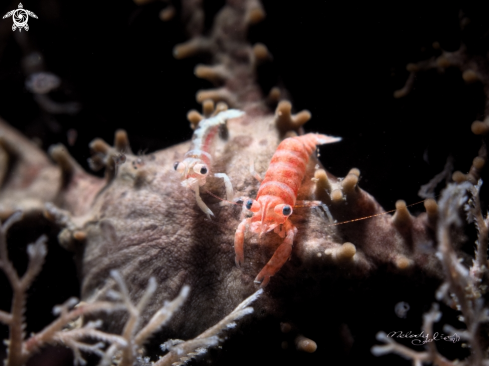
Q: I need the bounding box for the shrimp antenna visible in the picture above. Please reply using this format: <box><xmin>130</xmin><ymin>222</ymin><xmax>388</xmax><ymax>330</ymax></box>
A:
<box><xmin>204</xmin><ymin>189</ymin><xmax>242</xmax><ymax>206</ymax></box>
<box><xmin>323</xmin><ymin>197</ymin><xmax>438</xmax><ymax>228</ymax></box>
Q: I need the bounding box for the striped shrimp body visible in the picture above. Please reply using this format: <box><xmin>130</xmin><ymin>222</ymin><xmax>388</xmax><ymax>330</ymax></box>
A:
<box><xmin>235</xmin><ymin>133</ymin><xmax>341</xmax><ymax>287</ymax></box>
<box><xmin>174</xmin><ymin>109</ymin><xmax>245</xmax><ymax>218</ymax></box>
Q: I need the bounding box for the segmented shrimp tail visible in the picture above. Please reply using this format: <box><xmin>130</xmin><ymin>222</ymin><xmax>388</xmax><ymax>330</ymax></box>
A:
<box><xmin>257</xmin><ymin>133</ymin><xmax>342</xmax><ymax>206</ymax></box>
<box><xmin>294</xmin><ymin>133</ymin><xmax>341</xmax><ymax>156</ymax></box>
<box><xmin>315</xmin><ymin>134</ymin><xmax>342</xmax><ymax>145</ymax></box>
<box><xmin>192</xmin><ymin>109</ymin><xmax>245</xmax><ymax>154</ymax></box>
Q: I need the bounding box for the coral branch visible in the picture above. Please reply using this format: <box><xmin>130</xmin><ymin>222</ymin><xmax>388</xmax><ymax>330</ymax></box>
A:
<box><xmin>98</xmin><ymin>271</ymin><xmax>190</xmax><ymax>366</ymax></box>
<box><xmin>154</xmin><ymin>288</ymin><xmax>262</xmax><ymax>366</ymax></box>
<box><xmin>373</xmin><ymin>179</ymin><xmax>489</xmax><ymax>365</ymax></box>
<box><xmin>0</xmin><ymin>211</ymin><xmax>46</xmax><ymax>366</ymax></box>
<box><xmin>371</xmin><ymin>332</ymin><xmax>430</xmax><ymax>366</ymax></box>
<box><xmin>0</xmin><ymin>211</ymin><xmax>132</xmax><ymax>366</ymax></box>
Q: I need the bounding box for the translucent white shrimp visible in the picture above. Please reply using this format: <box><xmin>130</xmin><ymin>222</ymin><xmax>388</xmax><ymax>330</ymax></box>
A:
<box><xmin>174</xmin><ymin>109</ymin><xmax>244</xmax><ymax>218</ymax></box>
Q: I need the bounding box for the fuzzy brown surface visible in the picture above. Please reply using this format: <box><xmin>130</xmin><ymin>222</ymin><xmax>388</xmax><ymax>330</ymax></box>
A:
<box><xmin>0</xmin><ymin>108</ymin><xmax>441</xmax><ymax>342</ymax></box>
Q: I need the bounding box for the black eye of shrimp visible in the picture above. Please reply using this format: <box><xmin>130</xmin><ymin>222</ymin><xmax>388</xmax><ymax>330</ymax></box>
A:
<box><xmin>282</xmin><ymin>205</ymin><xmax>292</xmax><ymax>216</ymax></box>
<box><xmin>173</xmin><ymin>162</ymin><xmax>179</xmax><ymax>171</ymax></box>
<box><xmin>246</xmin><ymin>199</ymin><xmax>253</xmax><ymax>210</ymax></box>
<box><xmin>200</xmin><ymin>166</ymin><xmax>208</xmax><ymax>174</ymax></box>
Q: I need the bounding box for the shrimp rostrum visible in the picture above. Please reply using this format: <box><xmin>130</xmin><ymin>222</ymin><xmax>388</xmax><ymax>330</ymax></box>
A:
<box><xmin>174</xmin><ymin>109</ymin><xmax>245</xmax><ymax>218</ymax></box>
<box><xmin>235</xmin><ymin>133</ymin><xmax>341</xmax><ymax>287</ymax></box>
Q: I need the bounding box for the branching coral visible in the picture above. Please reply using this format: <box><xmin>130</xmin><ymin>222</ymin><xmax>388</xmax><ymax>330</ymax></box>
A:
<box><xmin>0</xmin><ymin>211</ymin><xmax>261</xmax><ymax>366</ymax></box>
<box><xmin>371</xmin><ymin>8</ymin><xmax>489</xmax><ymax>366</ymax></box>
<box><xmin>0</xmin><ymin>212</ymin><xmax>127</xmax><ymax>366</ymax></box>
<box><xmin>373</xmin><ymin>181</ymin><xmax>489</xmax><ymax>365</ymax></box>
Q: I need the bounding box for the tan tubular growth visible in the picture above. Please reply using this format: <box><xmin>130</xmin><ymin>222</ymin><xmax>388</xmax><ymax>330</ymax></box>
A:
<box><xmin>267</xmin><ymin>87</ymin><xmax>281</xmax><ymax>104</ymax></box>
<box><xmin>114</xmin><ymin>129</ymin><xmax>132</xmax><ymax>154</ymax></box>
<box><xmin>194</xmin><ymin>64</ymin><xmax>229</xmax><ymax>83</ymax></box>
<box><xmin>187</xmin><ymin>110</ymin><xmax>204</xmax><ymax>129</ymax></box>
<box><xmin>274</xmin><ymin>101</ymin><xmax>311</xmax><ymax>132</ymax></box>
<box><xmin>338</xmin><ymin>242</ymin><xmax>356</xmax><ymax>260</ymax></box>
<box><xmin>424</xmin><ymin>198</ymin><xmax>438</xmax><ymax>227</ymax></box>
<box><xmin>314</xmin><ymin>169</ymin><xmax>332</xmax><ymax>194</ymax></box>
<box><xmin>88</xmin><ymin>131</ymin><xmax>132</xmax><ymax>183</ymax></box>
<box><xmin>159</xmin><ymin>6</ymin><xmax>175</xmax><ymax>22</ymax></box>
<box><xmin>452</xmin><ymin>171</ymin><xmax>467</xmax><ymax>183</ymax></box>
<box><xmin>348</xmin><ymin>168</ymin><xmax>360</xmax><ymax>177</ymax></box>
<box><xmin>173</xmin><ymin>37</ymin><xmax>211</xmax><ymax>60</ymax></box>
<box><xmin>331</xmin><ymin>189</ymin><xmax>344</xmax><ymax>202</ymax></box>
<box><xmin>452</xmin><ymin>152</ymin><xmax>486</xmax><ymax>184</ymax></box>
<box><xmin>202</xmin><ymin>99</ymin><xmax>215</xmax><ymax>117</ymax></box>
<box><xmin>468</xmin><ymin>155</ymin><xmax>486</xmax><ymax>183</ymax></box>
<box><xmin>253</xmin><ymin>43</ymin><xmax>270</xmax><ymax>62</ymax></box>
<box><xmin>196</xmin><ymin>88</ymin><xmax>233</xmax><ymax>105</ymax></box>
<box><xmin>73</xmin><ymin>230</ymin><xmax>87</xmax><ymax>242</ymax></box>
<box><xmin>245</xmin><ymin>0</ymin><xmax>266</xmax><ymax>24</ymax></box>
<box><xmin>462</xmin><ymin>69</ymin><xmax>479</xmax><ymax>83</ymax></box>
<box><xmin>325</xmin><ymin>242</ymin><xmax>357</xmax><ymax>262</ymax></box>
<box><xmin>212</xmin><ymin>101</ymin><xmax>228</xmax><ymax>116</ymax></box>
<box><xmin>341</xmin><ymin>173</ymin><xmax>359</xmax><ymax>195</ymax></box>
<box><xmin>187</xmin><ymin>100</ymin><xmax>230</xmax><ymax>129</ymax></box>
<box><xmin>392</xmin><ymin>200</ymin><xmax>413</xmax><ymax>227</ymax></box>
<box><xmin>395</xmin><ymin>255</ymin><xmax>411</xmax><ymax>270</ymax></box>
<box><xmin>295</xmin><ymin>335</ymin><xmax>317</xmax><ymax>353</ymax></box>
<box><xmin>471</xmin><ymin>118</ymin><xmax>489</xmax><ymax>135</ymax></box>
<box><xmin>49</xmin><ymin>144</ymin><xmax>82</xmax><ymax>188</ymax></box>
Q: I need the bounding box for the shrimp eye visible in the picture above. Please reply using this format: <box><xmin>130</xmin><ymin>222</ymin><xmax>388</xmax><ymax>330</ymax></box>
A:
<box><xmin>174</xmin><ymin>161</ymin><xmax>187</xmax><ymax>175</ymax></box>
<box><xmin>282</xmin><ymin>205</ymin><xmax>292</xmax><ymax>216</ymax></box>
<box><xmin>274</xmin><ymin>204</ymin><xmax>293</xmax><ymax>217</ymax></box>
<box><xmin>245</xmin><ymin>199</ymin><xmax>261</xmax><ymax>212</ymax></box>
<box><xmin>193</xmin><ymin>163</ymin><xmax>209</xmax><ymax>175</ymax></box>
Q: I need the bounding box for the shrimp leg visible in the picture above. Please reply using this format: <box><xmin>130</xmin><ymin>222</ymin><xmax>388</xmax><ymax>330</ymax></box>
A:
<box><xmin>192</xmin><ymin>184</ymin><xmax>214</xmax><ymax>219</ymax></box>
<box><xmin>235</xmin><ymin>217</ymin><xmax>251</xmax><ymax>266</ymax></box>
<box><xmin>214</xmin><ymin>173</ymin><xmax>234</xmax><ymax>206</ymax></box>
<box><xmin>295</xmin><ymin>200</ymin><xmax>334</xmax><ymax>223</ymax></box>
<box><xmin>249</xmin><ymin>159</ymin><xmax>263</xmax><ymax>182</ymax></box>
<box><xmin>254</xmin><ymin>220</ymin><xmax>298</xmax><ymax>287</ymax></box>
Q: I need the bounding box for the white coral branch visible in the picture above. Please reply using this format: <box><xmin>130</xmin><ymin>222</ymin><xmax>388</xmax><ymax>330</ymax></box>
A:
<box><xmin>0</xmin><ymin>211</ymin><xmax>131</xmax><ymax>366</ymax></box>
<box><xmin>154</xmin><ymin>288</ymin><xmax>263</xmax><ymax>366</ymax></box>
<box><xmin>373</xmin><ymin>181</ymin><xmax>489</xmax><ymax>366</ymax></box>
<box><xmin>98</xmin><ymin>271</ymin><xmax>190</xmax><ymax>366</ymax></box>
<box><xmin>134</xmin><ymin>285</ymin><xmax>190</xmax><ymax>347</ymax></box>
<box><xmin>371</xmin><ymin>332</ymin><xmax>431</xmax><ymax>366</ymax></box>
<box><xmin>467</xmin><ymin>180</ymin><xmax>489</xmax><ymax>281</ymax></box>
<box><xmin>24</xmin><ymin>300</ymin><xmax>126</xmax><ymax>356</ymax></box>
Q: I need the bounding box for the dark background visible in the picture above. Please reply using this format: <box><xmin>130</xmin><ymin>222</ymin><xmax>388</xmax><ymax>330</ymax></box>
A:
<box><xmin>0</xmin><ymin>0</ymin><xmax>488</xmax><ymax>208</ymax></box>
<box><xmin>0</xmin><ymin>0</ymin><xmax>488</xmax><ymax>365</ymax></box>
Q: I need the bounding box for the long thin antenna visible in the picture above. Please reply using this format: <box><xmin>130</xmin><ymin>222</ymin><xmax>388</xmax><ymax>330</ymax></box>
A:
<box><xmin>205</xmin><ymin>189</ymin><xmax>434</xmax><ymax>228</ymax></box>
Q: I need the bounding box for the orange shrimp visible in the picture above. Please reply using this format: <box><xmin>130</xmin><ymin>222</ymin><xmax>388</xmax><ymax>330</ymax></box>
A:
<box><xmin>235</xmin><ymin>133</ymin><xmax>341</xmax><ymax>287</ymax></box>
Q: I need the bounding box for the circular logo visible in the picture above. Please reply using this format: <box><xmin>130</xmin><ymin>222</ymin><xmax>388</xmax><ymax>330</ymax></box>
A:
<box><xmin>12</xmin><ymin>9</ymin><xmax>28</xmax><ymax>28</ymax></box>
<box><xmin>3</xmin><ymin>4</ymin><xmax>38</xmax><ymax>32</ymax></box>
